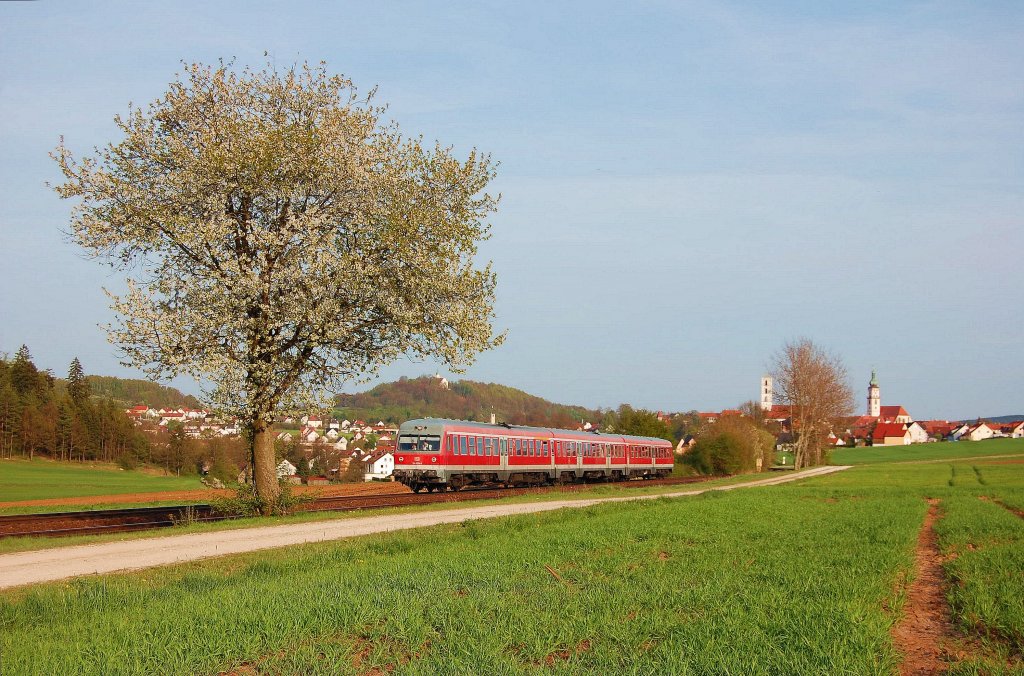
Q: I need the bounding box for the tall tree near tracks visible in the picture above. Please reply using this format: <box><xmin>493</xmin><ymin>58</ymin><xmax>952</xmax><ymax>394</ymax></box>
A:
<box><xmin>770</xmin><ymin>338</ymin><xmax>854</xmax><ymax>470</ymax></box>
<box><xmin>54</xmin><ymin>61</ymin><xmax>502</xmax><ymax>511</ymax></box>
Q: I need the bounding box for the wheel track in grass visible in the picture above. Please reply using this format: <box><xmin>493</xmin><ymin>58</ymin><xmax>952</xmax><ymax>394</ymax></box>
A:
<box><xmin>979</xmin><ymin>495</ymin><xmax>1024</xmax><ymax>519</ymax></box>
<box><xmin>891</xmin><ymin>498</ymin><xmax>987</xmax><ymax>675</ymax></box>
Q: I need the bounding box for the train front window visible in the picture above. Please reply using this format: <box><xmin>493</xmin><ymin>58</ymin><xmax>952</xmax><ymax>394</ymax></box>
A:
<box><xmin>398</xmin><ymin>435</ymin><xmax>441</xmax><ymax>453</ymax></box>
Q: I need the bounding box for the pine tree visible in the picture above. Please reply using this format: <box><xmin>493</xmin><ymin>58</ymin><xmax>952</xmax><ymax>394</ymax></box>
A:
<box><xmin>10</xmin><ymin>345</ymin><xmax>39</xmax><ymax>398</ymax></box>
<box><xmin>66</xmin><ymin>357</ymin><xmax>90</xmax><ymax>405</ymax></box>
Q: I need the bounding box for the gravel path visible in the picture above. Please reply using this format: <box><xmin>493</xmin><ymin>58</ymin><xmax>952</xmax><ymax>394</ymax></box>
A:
<box><xmin>0</xmin><ymin>465</ymin><xmax>849</xmax><ymax>590</ymax></box>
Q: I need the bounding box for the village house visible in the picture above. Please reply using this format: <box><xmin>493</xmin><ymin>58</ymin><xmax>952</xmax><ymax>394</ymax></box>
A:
<box><xmin>364</xmin><ymin>450</ymin><xmax>395</xmax><ymax>481</ymax></box>
<box><xmin>920</xmin><ymin>420</ymin><xmax>956</xmax><ymax>440</ymax></box>
<box><xmin>872</xmin><ymin>422</ymin><xmax>910</xmax><ymax>446</ymax></box>
<box><xmin>276</xmin><ymin>459</ymin><xmax>297</xmax><ymax>478</ymax></box>
<box><xmin>962</xmin><ymin>423</ymin><xmax>994</xmax><ymax>442</ymax></box>
<box><xmin>1001</xmin><ymin>421</ymin><xmax>1024</xmax><ymax>438</ymax></box>
<box><xmin>905</xmin><ymin>421</ymin><xmax>929</xmax><ymax>444</ymax></box>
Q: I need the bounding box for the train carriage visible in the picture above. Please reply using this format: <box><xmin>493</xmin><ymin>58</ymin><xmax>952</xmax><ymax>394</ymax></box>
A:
<box><xmin>392</xmin><ymin>418</ymin><xmax>673</xmax><ymax>492</ymax></box>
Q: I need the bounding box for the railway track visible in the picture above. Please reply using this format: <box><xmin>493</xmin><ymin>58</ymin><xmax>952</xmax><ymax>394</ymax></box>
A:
<box><xmin>0</xmin><ymin>476</ymin><xmax>714</xmax><ymax>539</ymax></box>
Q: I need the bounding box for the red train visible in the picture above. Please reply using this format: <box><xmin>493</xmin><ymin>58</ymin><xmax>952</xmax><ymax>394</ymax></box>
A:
<box><xmin>392</xmin><ymin>418</ymin><xmax>674</xmax><ymax>492</ymax></box>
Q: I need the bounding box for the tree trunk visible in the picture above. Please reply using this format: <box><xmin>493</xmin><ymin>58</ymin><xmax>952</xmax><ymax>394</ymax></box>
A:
<box><xmin>252</xmin><ymin>424</ymin><xmax>280</xmax><ymax>514</ymax></box>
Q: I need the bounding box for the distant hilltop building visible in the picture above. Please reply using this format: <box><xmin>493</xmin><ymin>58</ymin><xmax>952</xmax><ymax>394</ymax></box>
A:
<box><xmin>433</xmin><ymin>373</ymin><xmax>449</xmax><ymax>390</ymax></box>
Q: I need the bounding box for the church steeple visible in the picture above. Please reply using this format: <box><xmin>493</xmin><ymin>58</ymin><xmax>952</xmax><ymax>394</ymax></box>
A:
<box><xmin>867</xmin><ymin>369</ymin><xmax>880</xmax><ymax>418</ymax></box>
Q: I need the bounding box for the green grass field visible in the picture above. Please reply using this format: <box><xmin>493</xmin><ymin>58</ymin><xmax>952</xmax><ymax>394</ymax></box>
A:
<box><xmin>0</xmin><ymin>459</ymin><xmax>204</xmax><ymax>503</ymax></box>
<box><xmin>831</xmin><ymin>436</ymin><xmax>1024</xmax><ymax>465</ymax></box>
<box><xmin>1</xmin><ymin>442</ymin><xmax>1022</xmax><ymax>674</ymax></box>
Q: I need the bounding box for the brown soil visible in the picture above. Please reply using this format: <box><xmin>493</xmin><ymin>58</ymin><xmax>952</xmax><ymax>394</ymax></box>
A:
<box><xmin>980</xmin><ymin>495</ymin><xmax>1024</xmax><ymax>519</ymax></box>
<box><xmin>892</xmin><ymin>499</ymin><xmax>961</xmax><ymax>674</ymax></box>
<box><xmin>0</xmin><ymin>481</ymin><xmax>407</xmax><ymax>509</ymax></box>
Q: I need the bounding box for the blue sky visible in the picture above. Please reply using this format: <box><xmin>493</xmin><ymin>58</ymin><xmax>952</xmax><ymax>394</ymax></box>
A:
<box><xmin>1</xmin><ymin>1</ymin><xmax>1021</xmax><ymax>419</ymax></box>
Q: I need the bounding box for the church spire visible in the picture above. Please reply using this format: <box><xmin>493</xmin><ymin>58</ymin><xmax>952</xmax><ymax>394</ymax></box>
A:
<box><xmin>867</xmin><ymin>369</ymin><xmax>880</xmax><ymax>417</ymax></box>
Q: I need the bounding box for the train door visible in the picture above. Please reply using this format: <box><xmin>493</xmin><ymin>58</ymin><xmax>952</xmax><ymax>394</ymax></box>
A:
<box><xmin>499</xmin><ymin>438</ymin><xmax>508</xmax><ymax>472</ymax></box>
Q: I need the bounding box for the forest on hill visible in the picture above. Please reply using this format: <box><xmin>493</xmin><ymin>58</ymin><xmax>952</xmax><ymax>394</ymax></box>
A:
<box><xmin>335</xmin><ymin>376</ymin><xmax>605</xmax><ymax>429</ymax></box>
<box><xmin>0</xmin><ymin>346</ymin><xmax>152</xmax><ymax>462</ymax></box>
<box><xmin>86</xmin><ymin>375</ymin><xmax>202</xmax><ymax>409</ymax></box>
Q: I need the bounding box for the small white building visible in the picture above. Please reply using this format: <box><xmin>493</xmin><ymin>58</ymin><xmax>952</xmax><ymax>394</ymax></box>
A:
<box><xmin>964</xmin><ymin>423</ymin><xmax>994</xmax><ymax>442</ymax></box>
<box><xmin>905</xmin><ymin>421</ymin><xmax>929</xmax><ymax>444</ymax></box>
<box><xmin>364</xmin><ymin>451</ymin><xmax>394</xmax><ymax>480</ymax></box>
<box><xmin>276</xmin><ymin>459</ymin><xmax>297</xmax><ymax>479</ymax></box>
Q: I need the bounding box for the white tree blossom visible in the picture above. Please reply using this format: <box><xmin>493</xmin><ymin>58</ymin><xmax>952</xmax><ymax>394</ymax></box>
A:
<box><xmin>54</xmin><ymin>61</ymin><xmax>502</xmax><ymax>508</ymax></box>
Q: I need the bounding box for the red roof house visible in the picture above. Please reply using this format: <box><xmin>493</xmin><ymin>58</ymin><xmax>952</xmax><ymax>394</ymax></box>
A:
<box><xmin>872</xmin><ymin>422</ymin><xmax>909</xmax><ymax>446</ymax></box>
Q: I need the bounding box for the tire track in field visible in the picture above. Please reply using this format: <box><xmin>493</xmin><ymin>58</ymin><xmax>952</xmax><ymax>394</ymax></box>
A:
<box><xmin>979</xmin><ymin>495</ymin><xmax>1024</xmax><ymax>520</ymax></box>
<box><xmin>892</xmin><ymin>499</ymin><xmax>958</xmax><ymax>675</ymax></box>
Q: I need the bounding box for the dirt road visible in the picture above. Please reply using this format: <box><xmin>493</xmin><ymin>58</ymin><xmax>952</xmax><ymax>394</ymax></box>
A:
<box><xmin>0</xmin><ymin>465</ymin><xmax>849</xmax><ymax>590</ymax></box>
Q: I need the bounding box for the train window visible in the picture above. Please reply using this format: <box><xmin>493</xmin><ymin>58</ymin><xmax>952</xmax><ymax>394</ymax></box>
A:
<box><xmin>468</xmin><ymin>437</ymin><xmax>476</xmax><ymax>456</ymax></box>
<box><xmin>484</xmin><ymin>438</ymin><xmax>492</xmax><ymax>456</ymax></box>
<box><xmin>528</xmin><ymin>439</ymin><xmax>535</xmax><ymax>456</ymax></box>
<box><xmin>515</xmin><ymin>438</ymin><xmax>522</xmax><ymax>456</ymax></box>
<box><xmin>399</xmin><ymin>435</ymin><xmax>441</xmax><ymax>453</ymax></box>
<box><xmin>542</xmin><ymin>441</ymin><xmax>549</xmax><ymax>456</ymax></box>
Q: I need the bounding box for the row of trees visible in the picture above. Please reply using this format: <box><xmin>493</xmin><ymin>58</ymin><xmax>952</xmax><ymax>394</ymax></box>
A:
<box><xmin>0</xmin><ymin>345</ymin><xmax>247</xmax><ymax>481</ymax></box>
<box><xmin>0</xmin><ymin>346</ymin><xmax>150</xmax><ymax>463</ymax></box>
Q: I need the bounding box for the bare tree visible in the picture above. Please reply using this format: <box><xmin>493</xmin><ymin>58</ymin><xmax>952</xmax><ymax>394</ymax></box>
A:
<box><xmin>53</xmin><ymin>61</ymin><xmax>502</xmax><ymax>511</ymax></box>
<box><xmin>770</xmin><ymin>338</ymin><xmax>854</xmax><ymax>470</ymax></box>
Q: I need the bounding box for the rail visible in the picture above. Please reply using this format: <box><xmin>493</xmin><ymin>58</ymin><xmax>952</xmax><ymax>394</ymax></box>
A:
<box><xmin>0</xmin><ymin>476</ymin><xmax>714</xmax><ymax>539</ymax></box>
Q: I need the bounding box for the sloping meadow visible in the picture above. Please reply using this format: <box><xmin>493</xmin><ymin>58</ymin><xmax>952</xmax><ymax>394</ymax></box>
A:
<box><xmin>2</xmin><ymin>455</ymin><xmax>1022</xmax><ymax>674</ymax></box>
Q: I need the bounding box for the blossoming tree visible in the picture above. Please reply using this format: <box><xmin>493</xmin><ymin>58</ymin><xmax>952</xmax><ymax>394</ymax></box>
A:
<box><xmin>54</xmin><ymin>61</ymin><xmax>502</xmax><ymax>510</ymax></box>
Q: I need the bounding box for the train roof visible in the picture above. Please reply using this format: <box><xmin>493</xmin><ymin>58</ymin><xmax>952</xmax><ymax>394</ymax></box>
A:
<box><xmin>397</xmin><ymin>418</ymin><xmax>672</xmax><ymax>444</ymax></box>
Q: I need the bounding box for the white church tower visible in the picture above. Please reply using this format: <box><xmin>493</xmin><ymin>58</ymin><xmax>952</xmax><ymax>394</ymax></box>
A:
<box><xmin>760</xmin><ymin>376</ymin><xmax>773</xmax><ymax>411</ymax></box>
<box><xmin>867</xmin><ymin>370</ymin><xmax>881</xmax><ymax>418</ymax></box>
